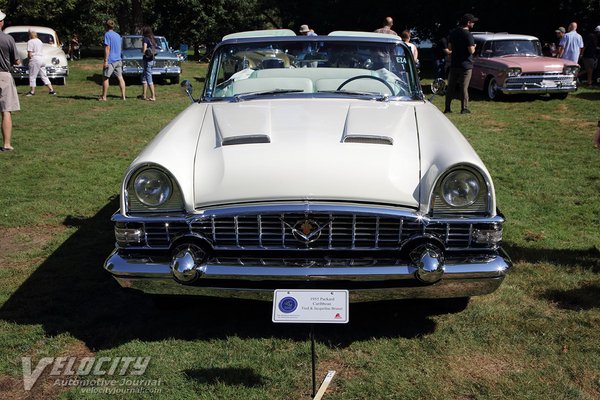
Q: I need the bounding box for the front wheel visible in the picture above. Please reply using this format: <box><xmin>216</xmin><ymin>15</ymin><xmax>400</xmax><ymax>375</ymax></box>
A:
<box><xmin>171</xmin><ymin>76</ymin><xmax>180</xmax><ymax>85</ymax></box>
<box><xmin>485</xmin><ymin>77</ymin><xmax>500</xmax><ymax>101</ymax></box>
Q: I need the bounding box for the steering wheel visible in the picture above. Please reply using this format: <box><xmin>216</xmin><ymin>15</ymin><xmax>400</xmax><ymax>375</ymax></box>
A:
<box><xmin>336</xmin><ymin>75</ymin><xmax>395</xmax><ymax>95</ymax></box>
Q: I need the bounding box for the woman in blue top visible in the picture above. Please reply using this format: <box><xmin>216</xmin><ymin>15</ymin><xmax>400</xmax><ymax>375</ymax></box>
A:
<box><xmin>140</xmin><ymin>26</ymin><xmax>157</xmax><ymax>101</ymax></box>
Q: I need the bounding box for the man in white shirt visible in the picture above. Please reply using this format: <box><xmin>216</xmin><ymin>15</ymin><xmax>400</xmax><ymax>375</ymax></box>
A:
<box><xmin>558</xmin><ymin>22</ymin><xmax>584</xmax><ymax>64</ymax></box>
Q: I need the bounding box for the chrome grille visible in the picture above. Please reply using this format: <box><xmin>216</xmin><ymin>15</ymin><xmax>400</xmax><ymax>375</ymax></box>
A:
<box><xmin>129</xmin><ymin>213</ymin><xmax>496</xmax><ymax>251</ymax></box>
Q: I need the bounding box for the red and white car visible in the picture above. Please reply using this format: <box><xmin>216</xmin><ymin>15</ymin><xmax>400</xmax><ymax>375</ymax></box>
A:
<box><xmin>470</xmin><ymin>33</ymin><xmax>579</xmax><ymax>100</ymax></box>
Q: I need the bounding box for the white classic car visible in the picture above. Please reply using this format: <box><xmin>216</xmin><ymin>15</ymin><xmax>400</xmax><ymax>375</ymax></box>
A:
<box><xmin>104</xmin><ymin>30</ymin><xmax>511</xmax><ymax>304</ymax></box>
<box><xmin>4</xmin><ymin>25</ymin><xmax>69</xmax><ymax>85</ymax></box>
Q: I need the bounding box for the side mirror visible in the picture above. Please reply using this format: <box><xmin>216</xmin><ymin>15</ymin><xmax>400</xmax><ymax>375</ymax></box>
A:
<box><xmin>431</xmin><ymin>78</ymin><xmax>447</xmax><ymax>95</ymax></box>
<box><xmin>180</xmin><ymin>80</ymin><xmax>195</xmax><ymax>102</ymax></box>
<box><xmin>429</xmin><ymin>78</ymin><xmax>446</xmax><ymax>102</ymax></box>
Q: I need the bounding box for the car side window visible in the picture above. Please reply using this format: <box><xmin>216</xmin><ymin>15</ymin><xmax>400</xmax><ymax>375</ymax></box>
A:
<box><xmin>480</xmin><ymin>41</ymin><xmax>493</xmax><ymax>58</ymax></box>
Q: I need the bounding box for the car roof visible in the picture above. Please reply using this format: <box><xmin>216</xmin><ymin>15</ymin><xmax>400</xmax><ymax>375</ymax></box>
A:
<box><xmin>219</xmin><ymin>30</ymin><xmax>403</xmax><ymax>45</ymax></box>
<box><xmin>472</xmin><ymin>32</ymin><xmax>540</xmax><ymax>41</ymax></box>
<box><xmin>4</xmin><ymin>25</ymin><xmax>57</xmax><ymax>35</ymax></box>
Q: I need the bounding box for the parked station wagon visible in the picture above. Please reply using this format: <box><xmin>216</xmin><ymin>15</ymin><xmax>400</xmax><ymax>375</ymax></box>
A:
<box><xmin>121</xmin><ymin>35</ymin><xmax>182</xmax><ymax>84</ymax></box>
<box><xmin>104</xmin><ymin>30</ymin><xmax>511</xmax><ymax>304</ymax></box>
<box><xmin>471</xmin><ymin>32</ymin><xmax>579</xmax><ymax>100</ymax></box>
<box><xmin>4</xmin><ymin>26</ymin><xmax>69</xmax><ymax>85</ymax></box>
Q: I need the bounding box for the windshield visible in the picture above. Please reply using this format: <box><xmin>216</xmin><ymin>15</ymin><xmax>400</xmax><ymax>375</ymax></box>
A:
<box><xmin>484</xmin><ymin>40</ymin><xmax>542</xmax><ymax>57</ymax></box>
<box><xmin>122</xmin><ymin>36</ymin><xmax>168</xmax><ymax>51</ymax></box>
<box><xmin>9</xmin><ymin>32</ymin><xmax>57</xmax><ymax>45</ymax></box>
<box><xmin>204</xmin><ymin>39</ymin><xmax>420</xmax><ymax>100</ymax></box>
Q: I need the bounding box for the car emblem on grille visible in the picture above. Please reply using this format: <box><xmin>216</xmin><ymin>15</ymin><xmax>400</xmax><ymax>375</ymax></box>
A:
<box><xmin>292</xmin><ymin>219</ymin><xmax>321</xmax><ymax>243</ymax></box>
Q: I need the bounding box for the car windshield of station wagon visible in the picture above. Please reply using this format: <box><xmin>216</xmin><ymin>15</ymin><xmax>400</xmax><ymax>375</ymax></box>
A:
<box><xmin>204</xmin><ymin>40</ymin><xmax>421</xmax><ymax>100</ymax></box>
<box><xmin>480</xmin><ymin>39</ymin><xmax>543</xmax><ymax>57</ymax></box>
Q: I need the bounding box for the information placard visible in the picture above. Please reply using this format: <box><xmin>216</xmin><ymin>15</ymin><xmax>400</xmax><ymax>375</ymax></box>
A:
<box><xmin>272</xmin><ymin>289</ymin><xmax>349</xmax><ymax>323</ymax></box>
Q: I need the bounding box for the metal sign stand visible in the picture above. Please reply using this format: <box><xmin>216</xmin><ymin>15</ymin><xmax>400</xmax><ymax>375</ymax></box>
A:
<box><xmin>272</xmin><ymin>289</ymin><xmax>349</xmax><ymax>399</ymax></box>
<box><xmin>310</xmin><ymin>324</ymin><xmax>317</xmax><ymax>397</ymax></box>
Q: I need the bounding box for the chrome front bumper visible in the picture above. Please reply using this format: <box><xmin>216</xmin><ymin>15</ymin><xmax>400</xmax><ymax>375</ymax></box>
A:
<box><xmin>12</xmin><ymin>66</ymin><xmax>68</xmax><ymax>80</ymax></box>
<box><xmin>104</xmin><ymin>250</ymin><xmax>511</xmax><ymax>302</ymax></box>
<box><xmin>501</xmin><ymin>75</ymin><xmax>577</xmax><ymax>94</ymax></box>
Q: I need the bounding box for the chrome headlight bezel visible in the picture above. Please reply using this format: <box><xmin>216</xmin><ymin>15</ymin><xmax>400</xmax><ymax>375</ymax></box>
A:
<box><xmin>506</xmin><ymin>67</ymin><xmax>521</xmax><ymax>77</ymax></box>
<box><xmin>430</xmin><ymin>166</ymin><xmax>491</xmax><ymax>217</ymax></box>
<box><xmin>563</xmin><ymin>65</ymin><xmax>579</xmax><ymax>76</ymax></box>
<box><xmin>125</xmin><ymin>165</ymin><xmax>184</xmax><ymax>213</ymax></box>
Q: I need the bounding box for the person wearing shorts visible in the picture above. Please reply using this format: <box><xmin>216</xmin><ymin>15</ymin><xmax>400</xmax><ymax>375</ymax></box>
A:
<box><xmin>99</xmin><ymin>19</ymin><xmax>126</xmax><ymax>101</ymax></box>
<box><xmin>0</xmin><ymin>9</ymin><xmax>20</xmax><ymax>152</ymax></box>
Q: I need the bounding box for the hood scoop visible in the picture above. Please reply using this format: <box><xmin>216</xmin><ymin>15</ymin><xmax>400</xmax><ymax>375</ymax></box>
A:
<box><xmin>213</xmin><ymin>105</ymin><xmax>272</xmax><ymax>147</ymax></box>
<box><xmin>341</xmin><ymin>104</ymin><xmax>400</xmax><ymax>146</ymax></box>
<box><xmin>343</xmin><ymin>135</ymin><xmax>393</xmax><ymax>145</ymax></box>
<box><xmin>222</xmin><ymin>135</ymin><xmax>270</xmax><ymax>146</ymax></box>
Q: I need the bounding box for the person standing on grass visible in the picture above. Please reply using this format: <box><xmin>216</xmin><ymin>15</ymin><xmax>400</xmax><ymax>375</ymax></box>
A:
<box><xmin>558</xmin><ymin>22</ymin><xmax>584</xmax><ymax>64</ymax></box>
<box><xmin>99</xmin><ymin>19</ymin><xmax>126</xmax><ymax>101</ymax></box>
<box><xmin>25</xmin><ymin>30</ymin><xmax>57</xmax><ymax>97</ymax></box>
<box><xmin>444</xmin><ymin>13</ymin><xmax>477</xmax><ymax>115</ymax></box>
<box><xmin>139</xmin><ymin>26</ymin><xmax>156</xmax><ymax>101</ymax></box>
<box><xmin>0</xmin><ymin>9</ymin><xmax>20</xmax><ymax>152</ymax></box>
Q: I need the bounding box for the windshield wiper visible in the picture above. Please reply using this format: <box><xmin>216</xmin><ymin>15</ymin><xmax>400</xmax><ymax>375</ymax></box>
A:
<box><xmin>317</xmin><ymin>90</ymin><xmax>389</xmax><ymax>101</ymax></box>
<box><xmin>232</xmin><ymin>89</ymin><xmax>304</xmax><ymax>102</ymax></box>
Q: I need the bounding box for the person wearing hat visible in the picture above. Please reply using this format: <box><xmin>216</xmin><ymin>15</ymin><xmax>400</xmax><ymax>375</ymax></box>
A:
<box><xmin>444</xmin><ymin>13</ymin><xmax>478</xmax><ymax>115</ymax></box>
<box><xmin>552</xmin><ymin>27</ymin><xmax>566</xmax><ymax>57</ymax></box>
<box><xmin>0</xmin><ymin>9</ymin><xmax>21</xmax><ymax>152</ymax></box>
<box><xmin>299</xmin><ymin>24</ymin><xmax>317</xmax><ymax>36</ymax></box>
<box><xmin>578</xmin><ymin>25</ymin><xmax>599</xmax><ymax>86</ymax></box>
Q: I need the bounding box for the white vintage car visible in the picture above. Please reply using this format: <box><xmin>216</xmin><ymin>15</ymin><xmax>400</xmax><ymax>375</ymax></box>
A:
<box><xmin>104</xmin><ymin>30</ymin><xmax>511</xmax><ymax>304</ymax></box>
<box><xmin>4</xmin><ymin>25</ymin><xmax>69</xmax><ymax>85</ymax></box>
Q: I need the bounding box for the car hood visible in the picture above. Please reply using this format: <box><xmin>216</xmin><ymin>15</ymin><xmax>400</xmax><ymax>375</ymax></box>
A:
<box><xmin>15</xmin><ymin>43</ymin><xmax>65</xmax><ymax>61</ymax></box>
<box><xmin>481</xmin><ymin>56</ymin><xmax>572</xmax><ymax>73</ymax></box>
<box><xmin>193</xmin><ymin>99</ymin><xmax>421</xmax><ymax>208</ymax></box>
<box><xmin>127</xmin><ymin>99</ymin><xmax>491</xmax><ymax>214</ymax></box>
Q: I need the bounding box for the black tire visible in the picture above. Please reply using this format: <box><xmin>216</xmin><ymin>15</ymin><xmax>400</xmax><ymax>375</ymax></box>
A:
<box><xmin>485</xmin><ymin>77</ymin><xmax>500</xmax><ymax>101</ymax></box>
<box><xmin>171</xmin><ymin>76</ymin><xmax>180</xmax><ymax>85</ymax></box>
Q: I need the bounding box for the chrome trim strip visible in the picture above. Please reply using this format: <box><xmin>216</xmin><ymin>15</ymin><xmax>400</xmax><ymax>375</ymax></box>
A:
<box><xmin>119</xmin><ymin>203</ymin><xmax>504</xmax><ymax>224</ymax></box>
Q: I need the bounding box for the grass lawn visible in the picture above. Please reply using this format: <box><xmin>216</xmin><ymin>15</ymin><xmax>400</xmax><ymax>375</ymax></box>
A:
<box><xmin>0</xmin><ymin>59</ymin><xmax>599</xmax><ymax>399</ymax></box>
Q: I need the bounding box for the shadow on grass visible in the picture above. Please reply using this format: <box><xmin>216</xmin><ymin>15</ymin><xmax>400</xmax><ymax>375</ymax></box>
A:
<box><xmin>542</xmin><ymin>283</ymin><xmax>600</xmax><ymax>310</ymax></box>
<box><xmin>184</xmin><ymin>367</ymin><xmax>265</xmax><ymax>388</ymax></box>
<box><xmin>86</xmin><ymin>74</ymin><xmax>177</xmax><ymax>87</ymax></box>
<box><xmin>504</xmin><ymin>243</ymin><xmax>600</xmax><ymax>273</ymax></box>
<box><xmin>574</xmin><ymin>91</ymin><xmax>600</xmax><ymax>101</ymax></box>
<box><xmin>0</xmin><ymin>198</ymin><xmax>465</xmax><ymax>350</ymax></box>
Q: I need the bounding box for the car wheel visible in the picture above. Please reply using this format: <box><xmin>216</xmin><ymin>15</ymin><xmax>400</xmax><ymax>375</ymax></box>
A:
<box><xmin>485</xmin><ymin>77</ymin><xmax>500</xmax><ymax>100</ymax></box>
<box><xmin>171</xmin><ymin>76</ymin><xmax>180</xmax><ymax>85</ymax></box>
<box><xmin>550</xmin><ymin>92</ymin><xmax>568</xmax><ymax>100</ymax></box>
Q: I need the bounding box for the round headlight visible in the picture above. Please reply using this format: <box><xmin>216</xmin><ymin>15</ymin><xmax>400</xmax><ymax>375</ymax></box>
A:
<box><xmin>52</xmin><ymin>57</ymin><xmax>60</xmax><ymax>65</ymax></box>
<box><xmin>441</xmin><ymin>170</ymin><xmax>480</xmax><ymax>207</ymax></box>
<box><xmin>133</xmin><ymin>169</ymin><xmax>172</xmax><ymax>207</ymax></box>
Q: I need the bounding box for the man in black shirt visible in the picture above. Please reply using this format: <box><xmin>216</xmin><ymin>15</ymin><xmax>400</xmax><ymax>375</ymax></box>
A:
<box><xmin>444</xmin><ymin>13</ymin><xmax>477</xmax><ymax>114</ymax></box>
